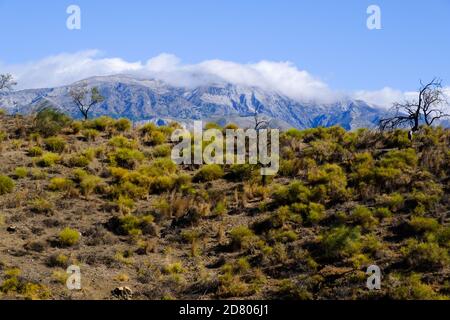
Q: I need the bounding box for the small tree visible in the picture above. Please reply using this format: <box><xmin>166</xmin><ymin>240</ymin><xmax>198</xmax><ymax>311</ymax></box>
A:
<box><xmin>0</xmin><ymin>74</ymin><xmax>17</xmax><ymax>91</ymax></box>
<box><xmin>379</xmin><ymin>78</ymin><xmax>449</xmax><ymax>134</ymax></box>
<box><xmin>69</xmin><ymin>83</ymin><xmax>105</xmax><ymax>121</ymax></box>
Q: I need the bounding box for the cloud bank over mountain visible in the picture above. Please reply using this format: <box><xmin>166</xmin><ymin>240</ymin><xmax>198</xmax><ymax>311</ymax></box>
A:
<box><xmin>1</xmin><ymin>50</ymin><xmax>446</xmax><ymax>108</ymax></box>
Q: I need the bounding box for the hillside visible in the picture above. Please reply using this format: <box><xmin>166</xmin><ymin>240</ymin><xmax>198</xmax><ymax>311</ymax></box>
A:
<box><xmin>0</xmin><ymin>110</ymin><xmax>449</xmax><ymax>300</ymax></box>
<box><xmin>0</xmin><ymin>75</ymin><xmax>384</xmax><ymax>130</ymax></box>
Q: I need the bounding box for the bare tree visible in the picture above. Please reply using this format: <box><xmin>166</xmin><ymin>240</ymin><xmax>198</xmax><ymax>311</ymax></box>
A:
<box><xmin>69</xmin><ymin>83</ymin><xmax>105</xmax><ymax>120</ymax></box>
<box><xmin>379</xmin><ymin>78</ymin><xmax>449</xmax><ymax>135</ymax></box>
<box><xmin>0</xmin><ymin>74</ymin><xmax>17</xmax><ymax>92</ymax></box>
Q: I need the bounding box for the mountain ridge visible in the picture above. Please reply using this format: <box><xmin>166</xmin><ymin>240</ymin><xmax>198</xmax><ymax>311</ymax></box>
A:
<box><xmin>0</xmin><ymin>75</ymin><xmax>385</xmax><ymax>130</ymax></box>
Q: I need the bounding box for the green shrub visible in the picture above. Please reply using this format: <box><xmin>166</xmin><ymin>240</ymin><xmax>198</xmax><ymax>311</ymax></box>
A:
<box><xmin>389</xmin><ymin>273</ymin><xmax>446</xmax><ymax>300</ymax></box>
<box><xmin>226</xmin><ymin>164</ymin><xmax>255</xmax><ymax>181</ymax></box>
<box><xmin>36</xmin><ymin>153</ymin><xmax>61</xmax><ymax>167</ymax></box>
<box><xmin>401</xmin><ymin>239</ymin><xmax>449</xmax><ymax>270</ymax></box>
<box><xmin>139</xmin><ymin>158</ymin><xmax>177</xmax><ymax>177</ymax></box>
<box><xmin>229</xmin><ymin>226</ymin><xmax>258</xmax><ymax>251</ymax></box>
<box><xmin>273</xmin><ymin>181</ymin><xmax>311</xmax><ymax>205</ymax></box>
<box><xmin>0</xmin><ymin>175</ymin><xmax>15</xmax><ymax>195</ymax></box>
<box><xmin>109</xmin><ymin>148</ymin><xmax>145</xmax><ymax>169</ymax></box>
<box><xmin>320</xmin><ymin>226</ymin><xmax>362</xmax><ymax>258</ymax></box>
<box><xmin>34</xmin><ymin>107</ymin><xmax>71</xmax><ymax>137</ymax></box>
<box><xmin>144</xmin><ymin>130</ymin><xmax>166</xmax><ymax>146</ymax></box>
<box><xmin>409</xmin><ymin>217</ymin><xmax>440</xmax><ymax>234</ymax></box>
<box><xmin>194</xmin><ymin>164</ymin><xmax>224</xmax><ymax>182</ymax></box>
<box><xmin>118</xmin><ymin>214</ymin><xmax>155</xmax><ymax>236</ymax></box>
<box><xmin>85</xmin><ymin>116</ymin><xmax>114</xmax><ymax>132</ymax></box>
<box><xmin>28</xmin><ymin>146</ymin><xmax>44</xmax><ymax>157</ymax></box>
<box><xmin>59</xmin><ymin>228</ymin><xmax>80</xmax><ymax>247</ymax></box>
<box><xmin>114</xmin><ymin>118</ymin><xmax>132</xmax><ymax>132</ymax></box>
<box><xmin>79</xmin><ymin>175</ymin><xmax>104</xmax><ymax>196</ymax></box>
<box><xmin>108</xmin><ymin>135</ymin><xmax>137</xmax><ymax>149</ymax></box>
<box><xmin>152</xmin><ymin>144</ymin><xmax>172</xmax><ymax>158</ymax></box>
<box><xmin>48</xmin><ymin>177</ymin><xmax>74</xmax><ymax>192</ymax></box>
<box><xmin>66</xmin><ymin>154</ymin><xmax>91</xmax><ymax>168</ymax></box>
<box><xmin>29</xmin><ymin>197</ymin><xmax>53</xmax><ymax>214</ymax></box>
<box><xmin>13</xmin><ymin>167</ymin><xmax>29</xmax><ymax>179</ymax></box>
<box><xmin>44</xmin><ymin>137</ymin><xmax>66</xmax><ymax>153</ymax></box>
<box><xmin>349</xmin><ymin>206</ymin><xmax>378</xmax><ymax>230</ymax></box>
<box><xmin>82</xmin><ymin>129</ymin><xmax>100</xmax><ymax>141</ymax></box>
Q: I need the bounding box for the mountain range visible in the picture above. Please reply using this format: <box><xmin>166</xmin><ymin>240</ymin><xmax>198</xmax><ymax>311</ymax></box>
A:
<box><xmin>0</xmin><ymin>75</ymin><xmax>386</xmax><ymax>130</ymax></box>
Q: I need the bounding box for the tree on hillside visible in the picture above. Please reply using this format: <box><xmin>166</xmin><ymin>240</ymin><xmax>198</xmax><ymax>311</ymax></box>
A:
<box><xmin>0</xmin><ymin>74</ymin><xmax>17</xmax><ymax>92</ymax></box>
<box><xmin>379</xmin><ymin>78</ymin><xmax>449</xmax><ymax>136</ymax></box>
<box><xmin>69</xmin><ymin>83</ymin><xmax>105</xmax><ymax>120</ymax></box>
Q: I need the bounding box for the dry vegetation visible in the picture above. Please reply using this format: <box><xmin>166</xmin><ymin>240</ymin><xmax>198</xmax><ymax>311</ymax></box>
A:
<box><xmin>0</xmin><ymin>108</ymin><xmax>449</xmax><ymax>300</ymax></box>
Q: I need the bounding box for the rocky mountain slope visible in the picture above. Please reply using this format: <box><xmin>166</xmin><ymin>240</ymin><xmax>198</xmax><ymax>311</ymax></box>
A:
<box><xmin>0</xmin><ymin>75</ymin><xmax>384</xmax><ymax>130</ymax></box>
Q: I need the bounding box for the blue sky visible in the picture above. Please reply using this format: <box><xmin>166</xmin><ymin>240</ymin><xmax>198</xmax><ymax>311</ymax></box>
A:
<box><xmin>0</xmin><ymin>0</ymin><xmax>449</xmax><ymax>99</ymax></box>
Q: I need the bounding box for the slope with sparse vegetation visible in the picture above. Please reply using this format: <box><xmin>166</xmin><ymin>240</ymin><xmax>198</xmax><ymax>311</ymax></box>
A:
<box><xmin>0</xmin><ymin>108</ymin><xmax>449</xmax><ymax>300</ymax></box>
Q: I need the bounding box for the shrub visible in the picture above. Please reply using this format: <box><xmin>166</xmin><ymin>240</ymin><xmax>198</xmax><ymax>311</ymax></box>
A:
<box><xmin>409</xmin><ymin>217</ymin><xmax>440</xmax><ymax>234</ymax></box>
<box><xmin>59</xmin><ymin>228</ymin><xmax>80</xmax><ymax>247</ymax></box>
<box><xmin>34</xmin><ymin>107</ymin><xmax>71</xmax><ymax>137</ymax></box>
<box><xmin>349</xmin><ymin>206</ymin><xmax>378</xmax><ymax>230</ymax></box>
<box><xmin>273</xmin><ymin>181</ymin><xmax>311</xmax><ymax>206</ymax></box>
<box><xmin>152</xmin><ymin>144</ymin><xmax>172</xmax><ymax>158</ymax></box>
<box><xmin>85</xmin><ymin>116</ymin><xmax>114</xmax><ymax>132</ymax></box>
<box><xmin>193</xmin><ymin>164</ymin><xmax>224</xmax><ymax>182</ymax></box>
<box><xmin>226</xmin><ymin>164</ymin><xmax>255</xmax><ymax>181</ymax></box>
<box><xmin>114</xmin><ymin>118</ymin><xmax>132</xmax><ymax>132</ymax></box>
<box><xmin>79</xmin><ymin>175</ymin><xmax>104</xmax><ymax>196</ymax></box>
<box><xmin>28</xmin><ymin>146</ymin><xmax>44</xmax><ymax>157</ymax></box>
<box><xmin>36</xmin><ymin>153</ymin><xmax>61</xmax><ymax>167</ymax></box>
<box><xmin>0</xmin><ymin>175</ymin><xmax>15</xmax><ymax>195</ymax></box>
<box><xmin>139</xmin><ymin>158</ymin><xmax>177</xmax><ymax>177</ymax></box>
<box><xmin>82</xmin><ymin>129</ymin><xmax>100</xmax><ymax>141</ymax></box>
<box><xmin>375</xmin><ymin>193</ymin><xmax>405</xmax><ymax>212</ymax></box>
<box><xmin>13</xmin><ymin>167</ymin><xmax>29</xmax><ymax>179</ymax></box>
<box><xmin>66</xmin><ymin>154</ymin><xmax>91</xmax><ymax>168</ymax></box>
<box><xmin>48</xmin><ymin>177</ymin><xmax>74</xmax><ymax>192</ymax></box>
<box><xmin>308</xmin><ymin>164</ymin><xmax>348</xmax><ymax>202</ymax></box>
<box><xmin>118</xmin><ymin>214</ymin><xmax>155</xmax><ymax>236</ymax></box>
<box><xmin>144</xmin><ymin>130</ymin><xmax>166</xmax><ymax>146</ymax></box>
<box><xmin>389</xmin><ymin>273</ymin><xmax>446</xmax><ymax>300</ymax></box>
<box><xmin>305</xmin><ymin>202</ymin><xmax>326</xmax><ymax>225</ymax></box>
<box><xmin>320</xmin><ymin>226</ymin><xmax>362</xmax><ymax>258</ymax></box>
<box><xmin>229</xmin><ymin>226</ymin><xmax>258</xmax><ymax>251</ymax></box>
<box><xmin>401</xmin><ymin>239</ymin><xmax>449</xmax><ymax>270</ymax></box>
<box><xmin>30</xmin><ymin>168</ymin><xmax>47</xmax><ymax>180</ymax></box>
<box><xmin>109</xmin><ymin>148</ymin><xmax>145</xmax><ymax>169</ymax></box>
<box><xmin>163</xmin><ymin>262</ymin><xmax>185</xmax><ymax>275</ymax></box>
<box><xmin>44</xmin><ymin>137</ymin><xmax>66</xmax><ymax>153</ymax></box>
<box><xmin>29</xmin><ymin>198</ymin><xmax>53</xmax><ymax>214</ymax></box>
<box><xmin>108</xmin><ymin>135</ymin><xmax>137</xmax><ymax>149</ymax></box>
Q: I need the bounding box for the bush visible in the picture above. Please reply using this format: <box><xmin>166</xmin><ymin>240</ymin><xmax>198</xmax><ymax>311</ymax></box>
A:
<box><xmin>36</xmin><ymin>153</ymin><xmax>61</xmax><ymax>167</ymax></box>
<box><xmin>44</xmin><ymin>137</ymin><xmax>66</xmax><ymax>153</ymax></box>
<box><xmin>389</xmin><ymin>273</ymin><xmax>445</xmax><ymax>300</ymax></box>
<box><xmin>194</xmin><ymin>164</ymin><xmax>224</xmax><ymax>182</ymax></box>
<box><xmin>109</xmin><ymin>135</ymin><xmax>137</xmax><ymax>149</ymax></box>
<box><xmin>226</xmin><ymin>164</ymin><xmax>255</xmax><ymax>182</ymax></box>
<box><xmin>28</xmin><ymin>146</ymin><xmax>44</xmax><ymax>157</ymax></box>
<box><xmin>48</xmin><ymin>177</ymin><xmax>74</xmax><ymax>192</ymax></box>
<box><xmin>118</xmin><ymin>214</ymin><xmax>155</xmax><ymax>236</ymax></box>
<box><xmin>144</xmin><ymin>130</ymin><xmax>166</xmax><ymax>146</ymax></box>
<box><xmin>85</xmin><ymin>116</ymin><xmax>114</xmax><ymax>132</ymax></box>
<box><xmin>401</xmin><ymin>239</ymin><xmax>449</xmax><ymax>270</ymax></box>
<box><xmin>66</xmin><ymin>154</ymin><xmax>91</xmax><ymax>168</ymax></box>
<box><xmin>0</xmin><ymin>175</ymin><xmax>15</xmax><ymax>195</ymax></box>
<box><xmin>273</xmin><ymin>181</ymin><xmax>311</xmax><ymax>206</ymax></box>
<box><xmin>59</xmin><ymin>228</ymin><xmax>80</xmax><ymax>247</ymax></box>
<box><xmin>13</xmin><ymin>167</ymin><xmax>29</xmax><ymax>179</ymax></box>
<box><xmin>349</xmin><ymin>206</ymin><xmax>378</xmax><ymax>230</ymax></box>
<box><xmin>80</xmin><ymin>175</ymin><xmax>104</xmax><ymax>196</ymax></box>
<box><xmin>109</xmin><ymin>148</ymin><xmax>145</xmax><ymax>169</ymax></box>
<box><xmin>114</xmin><ymin>118</ymin><xmax>132</xmax><ymax>132</ymax></box>
<box><xmin>34</xmin><ymin>107</ymin><xmax>71</xmax><ymax>137</ymax></box>
<box><xmin>139</xmin><ymin>158</ymin><xmax>177</xmax><ymax>177</ymax></box>
<box><xmin>29</xmin><ymin>197</ymin><xmax>53</xmax><ymax>214</ymax></box>
<box><xmin>409</xmin><ymin>217</ymin><xmax>440</xmax><ymax>234</ymax></box>
<box><xmin>152</xmin><ymin>144</ymin><xmax>172</xmax><ymax>158</ymax></box>
<box><xmin>82</xmin><ymin>129</ymin><xmax>100</xmax><ymax>141</ymax></box>
<box><xmin>229</xmin><ymin>226</ymin><xmax>258</xmax><ymax>251</ymax></box>
<box><xmin>320</xmin><ymin>226</ymin><xmax>362</xmax><ymax>258</ymax></box>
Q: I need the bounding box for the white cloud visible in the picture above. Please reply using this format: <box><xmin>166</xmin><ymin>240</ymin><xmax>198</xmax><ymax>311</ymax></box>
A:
<box><xmin>1</xmin><ymin>50</ymin><xmax>448</xmax><ymax>107</ymax></box>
